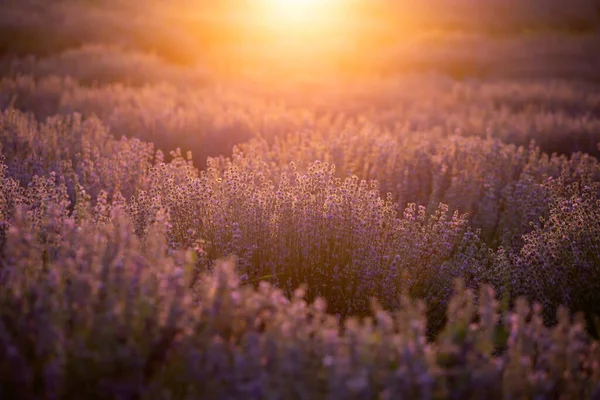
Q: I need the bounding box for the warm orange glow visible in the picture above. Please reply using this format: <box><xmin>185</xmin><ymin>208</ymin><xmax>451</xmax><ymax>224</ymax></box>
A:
<box><xmin>258</xmin><ymin>0</ymin><xmax>329</xmax><ymax>26</ymax></box>
<box><xmin>235</xmin><ymin>0</ymin><xmax>358</xmax><ymax>73</ymax></box>
<box><xmin>164</xmin><ymin>0</ymin><xmax>394</xmax><ymax>78</ymax></box>
<box><xmin>252</xmin><ymin>0</ymin><xmax>347</xmax><ymax>37</ymax></box>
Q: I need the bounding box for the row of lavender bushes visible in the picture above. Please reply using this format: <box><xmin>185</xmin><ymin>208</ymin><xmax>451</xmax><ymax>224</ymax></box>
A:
<box><xmin>1</xmin><ymin>165</ymin><xmax>600</xmax><ymax>398</ymax></box>
<box><xmin>2</xmin><ymin>106</ymin><xmax>599</xmax><ymax>331</ymax></box>
<box><xmin>1</xmin><ymin>68</ymin><xmax>599</xmax><ymax>170</ymax></box>
<box><xmin>222</xmin><ymin>122</ymin><xmax>600</xmax><ymax>247</ymax></box>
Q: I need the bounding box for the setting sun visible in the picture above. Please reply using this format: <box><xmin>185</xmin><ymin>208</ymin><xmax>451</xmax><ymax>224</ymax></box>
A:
<box><xmin>253</xmin><ymin>0</ymin><xmax>346</xmax><ymax>33</ymax></box>
<box><xmin>260</xmin><ymin>0</ymin><xmax>325</xmax><ymax>25</ymax></box>
<box><xmin>236</xmin><ymin>0</ymin><xmax>358</xmax><ymax>67</ymax></box>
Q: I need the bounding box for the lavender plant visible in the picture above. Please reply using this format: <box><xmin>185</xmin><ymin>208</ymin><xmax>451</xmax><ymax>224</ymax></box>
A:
<box><xmin>1</xmin><ymin>210</ymin><xmax>599</xmax><ymax>399</ymax></box>
<box><xmin>1</xmin><ymin>101</ymin><xmax>600</xmax><ymax>397</ymax></box>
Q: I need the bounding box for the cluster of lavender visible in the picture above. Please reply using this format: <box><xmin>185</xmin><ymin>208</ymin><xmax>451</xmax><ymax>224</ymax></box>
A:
<box><xmin>202</xmin><ymin>134</ymin><xmax>600</xmax><ymax>329</ymax></box>
<box><xmin>2</xmin><ymin>100</ymin><xmax>599</xmax><ymax>327</ymax></box>
<box><xmin>221</xmin><ymin>123</ymin><xmax>599</xmax><ymax>248</ymax></box>
<box><xmin>515</xmin><ymin>164</ymin><xmax>600</xmax><ymax>321</ymax></box>
<box><xmin>1</xmin><ymin>70</ymin><xmax>599</xmax><ymax>171</ymax></box>
<box><xmin>1</xmin><ymin>212</ymin><xmax>599</xmax><ymax>398</ymax></box>
<box><xmin>0</xmin><ymin>107</ymin><xmax>479</xmax><ymax>322</ymax></box>
<box><xmin>2</xmin><ymin>65</ymin><xmax>600</xmax><ymax>315</ymax></box>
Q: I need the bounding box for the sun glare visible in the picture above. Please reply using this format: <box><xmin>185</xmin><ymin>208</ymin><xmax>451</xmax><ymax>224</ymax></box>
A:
<box><xmin>263</xmin><ymin>0</ymin><xmax>323</xmax><ymax>25</ymax></box>
<box><xmin>253</xmin><ymin>0</ymin><xmax>345</xmax><ymax>34</ymax></box>
<box><xmin>181</xmin><ymin>0</ymin><xmax>367</xmax><ymax>76</ymax></box>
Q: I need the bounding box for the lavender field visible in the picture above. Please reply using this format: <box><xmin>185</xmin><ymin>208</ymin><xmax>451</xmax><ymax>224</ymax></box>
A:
<box><xmin>1</xmin><ymin>0</ymin><xmax>600</xmax><ymax>398</ymax></box>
